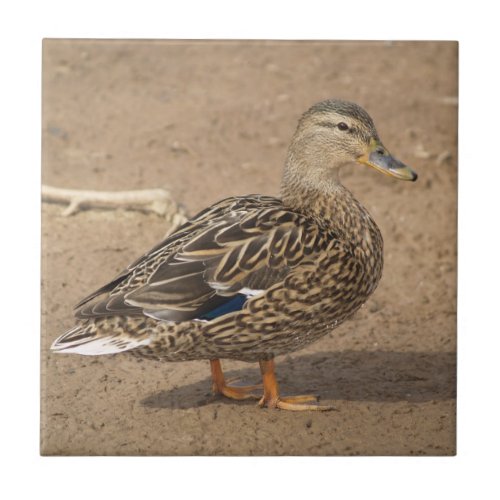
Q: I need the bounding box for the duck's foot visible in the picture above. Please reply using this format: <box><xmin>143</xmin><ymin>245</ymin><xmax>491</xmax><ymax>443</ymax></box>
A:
<box><xmin>210</xmin><ymin>359</ymin><xmax>262</xmax><ymax>400</ymax></box>
<box><xmin>258</xmin><ymin>394</ymin><xmax>336</xmax><ymax>411</ymax></box>
<box><xmin>258</xmin><ymin>358</ymin><xmax>336</xmax><ymax>411</ymax></box>
<box><xmin>215</xmin><ymin>383</ymin><xmax>262</xmax><ymax>401</ymax></box>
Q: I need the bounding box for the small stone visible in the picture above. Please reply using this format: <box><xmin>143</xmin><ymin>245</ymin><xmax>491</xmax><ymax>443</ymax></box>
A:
<box><xmin>438</xmin><ymin>96</ymin><xmax>458</xmax><ymax>106</ymax></box>
<box><xmin>266</xmin><ymin>63</ymin><xmax>279</xmax><ymax>72</ymax></box>
<box><xmin>414</xmin><ymin>144</ymin><xmax>432</xmax><ymax>159</ymax></box>
<box><xmin>170</xmin><ymin>141</ymin><xmax>189</xmax><ymax>154</ymax></box>
<box><xmin>267</xmin><ymin>137</ymin><xmax>282</xmax><ymax>147</ymax></box>
<box><xmin>436</xmin><ymin>150</ymin><xmax>452</xmax><ymax>166</ymax></box>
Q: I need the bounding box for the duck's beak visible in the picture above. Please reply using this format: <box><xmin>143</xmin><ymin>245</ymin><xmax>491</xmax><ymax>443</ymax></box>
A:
<box><xmin>357</xmin><ymin>138</ymin><xmax>417</xmax><ymax>181</ymax></box>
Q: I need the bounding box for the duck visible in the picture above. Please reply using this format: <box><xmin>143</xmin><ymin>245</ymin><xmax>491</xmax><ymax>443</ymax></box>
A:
<box><xmin>51</xmin><ymin>99</ymin><xmax>417</xmax><ymax>411</ymax></box>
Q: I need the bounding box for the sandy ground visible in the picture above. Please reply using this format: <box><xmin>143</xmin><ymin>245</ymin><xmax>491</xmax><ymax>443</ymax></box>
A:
<box><xmin>41</xmin><ymin>40</ymin><xmax>457</xmax><ymax>455</ymax></box>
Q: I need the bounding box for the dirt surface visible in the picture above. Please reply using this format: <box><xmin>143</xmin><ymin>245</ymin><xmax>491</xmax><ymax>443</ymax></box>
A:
<box><xmin>41</xmin><ymin>40</ymin><xmax>457</xmax><ymax>455</ymax></box>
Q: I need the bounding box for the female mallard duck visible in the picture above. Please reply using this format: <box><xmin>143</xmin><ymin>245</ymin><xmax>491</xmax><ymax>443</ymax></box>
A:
<box><xmin>51</xmin><ymin>99</ymin><xmax>417</xmax><ymax>411</ymax></box>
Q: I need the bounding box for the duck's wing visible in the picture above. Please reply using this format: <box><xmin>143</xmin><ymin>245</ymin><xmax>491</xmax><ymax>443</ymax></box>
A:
<box><xmin>75</xmin><ymin>195</ymin><xmax>335</xmax><ymax>322</ymax></box>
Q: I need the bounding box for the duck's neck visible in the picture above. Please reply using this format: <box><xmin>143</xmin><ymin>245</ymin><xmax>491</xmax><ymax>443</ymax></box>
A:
<box><xmin>281</xmin><ymin>162</ymin><xmax>382</xmax><ymax>251</ymax></box>
<box><xmin>281</xmin><ymin>164</ymin><xmax>344</xmax><ymax>219</ymax></box>
<box><xmin>281</xmin><ymin>140</ymin><xmax>358</xmax><ymax>225</ymax></box>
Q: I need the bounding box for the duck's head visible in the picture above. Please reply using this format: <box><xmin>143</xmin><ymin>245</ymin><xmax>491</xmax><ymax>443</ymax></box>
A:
<box><xmin>285</xmin><ymin>99</ymin><xmax>417</xmax><ymax>185</ymax></box>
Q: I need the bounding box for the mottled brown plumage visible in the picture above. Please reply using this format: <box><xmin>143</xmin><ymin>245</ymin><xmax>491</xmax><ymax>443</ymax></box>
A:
<box><xmin>52</xmin><ymin>99</ymin><xmax>417</xmax><ymax>410</ymax></box>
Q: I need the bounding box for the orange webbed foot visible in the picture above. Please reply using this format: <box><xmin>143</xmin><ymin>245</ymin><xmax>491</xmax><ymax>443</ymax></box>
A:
<box><xmin>210</xmin><ymin>360</ymin><xmax>261</xmax><ymax>400</ymax></box>
<box><xmin>258</xmin><ymin>359</ymin><xmax>337</xmax><ymax>411</ymax></box>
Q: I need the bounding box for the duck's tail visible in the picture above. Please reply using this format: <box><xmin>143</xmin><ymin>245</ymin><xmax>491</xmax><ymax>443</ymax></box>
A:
<box><xmin>50</xmin><ymin>317</ymin><xmax>152</xmax><ymax>355</ymax></box>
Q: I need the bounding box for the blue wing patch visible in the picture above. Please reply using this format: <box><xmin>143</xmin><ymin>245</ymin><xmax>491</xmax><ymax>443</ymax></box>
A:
<box><xmin>199</xmin><ymin>293</ymin><xmax>248</xmax><ymax>320</ymax></box>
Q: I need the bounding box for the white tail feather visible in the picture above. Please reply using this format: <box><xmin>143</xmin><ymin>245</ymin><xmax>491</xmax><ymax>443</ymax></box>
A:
<box><xmin>51</xmin><ymin>325</ymin><xmax>151</xmax><ymax>356</ymax></box>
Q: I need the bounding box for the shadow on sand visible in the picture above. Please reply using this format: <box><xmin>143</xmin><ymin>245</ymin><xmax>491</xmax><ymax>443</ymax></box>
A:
<box><xmin>141</xmin><ymin>350</ymin><xmax>456</xmax><ymax>410</ymax></box>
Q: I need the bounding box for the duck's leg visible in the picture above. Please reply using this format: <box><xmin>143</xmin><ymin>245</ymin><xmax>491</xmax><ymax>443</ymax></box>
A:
<box><xmin>258</xmin><ymin>358</ymin><xmax>336</xmax><ymax>411</ymax></box>
<box><xmin>209</xmin><ymin>359</ymin><xmax>261</xmax><ymax>400</ymax></box>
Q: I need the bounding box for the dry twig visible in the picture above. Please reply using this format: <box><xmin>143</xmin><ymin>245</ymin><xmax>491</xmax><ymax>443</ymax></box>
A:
<box><xmin>42</xmin><ymin>184</ymin><xmax>188</xmax><ymax>235</ymax></box>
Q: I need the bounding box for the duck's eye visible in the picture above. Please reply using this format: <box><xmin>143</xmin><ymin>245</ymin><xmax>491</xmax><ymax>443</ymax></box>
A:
<box><xmin>337</xmin><ymin>122</ymin><xmax>349</xmax><ymax>131</ymax></box>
